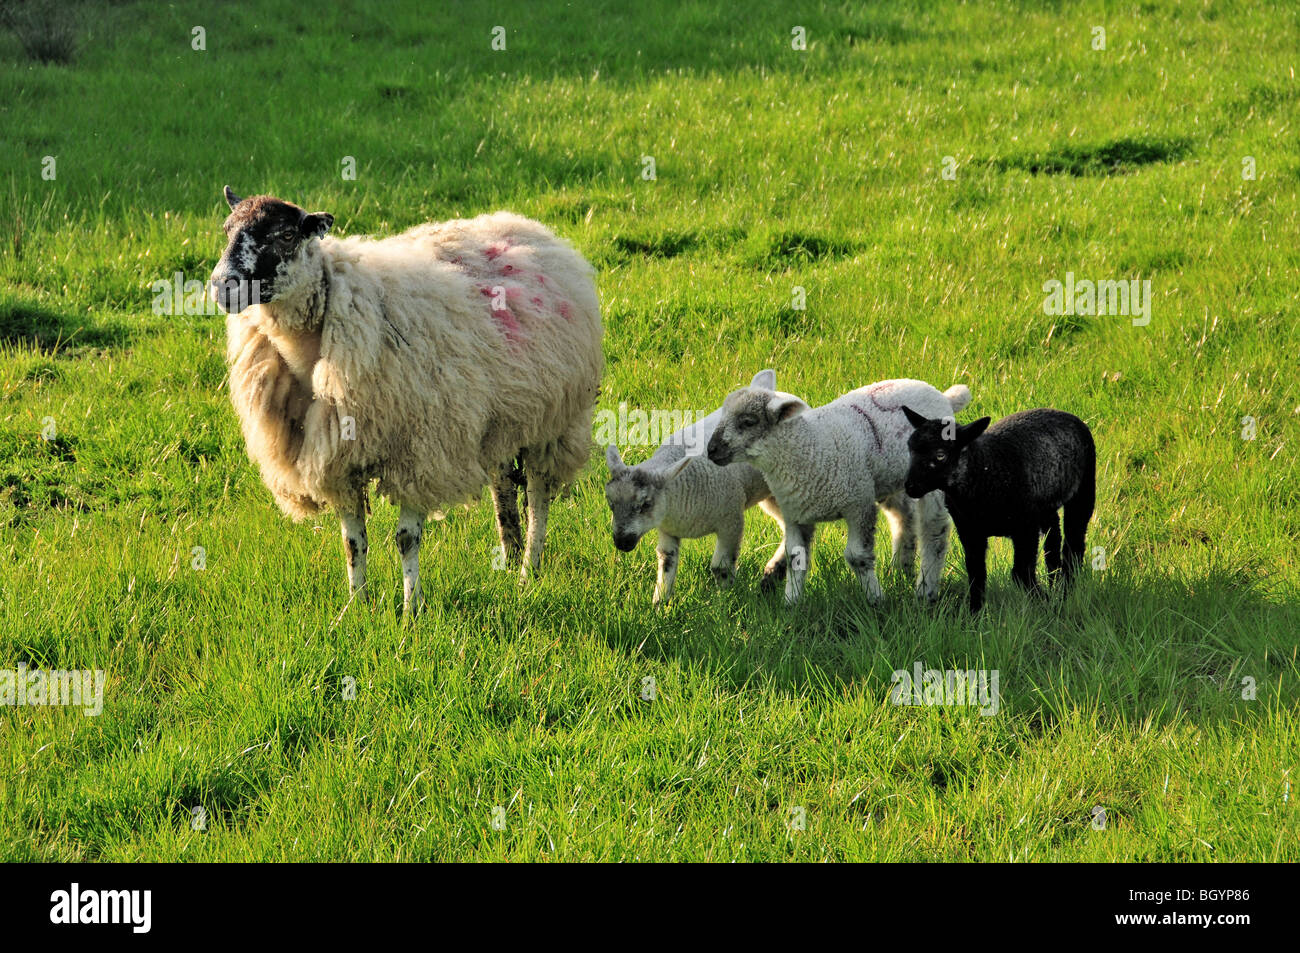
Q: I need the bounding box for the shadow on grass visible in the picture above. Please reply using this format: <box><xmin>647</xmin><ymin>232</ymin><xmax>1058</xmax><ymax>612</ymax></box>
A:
<box><xmin>992</xmin><ymin>137</ymin><xmax>1193</xmax><ymax>176</ymax></box>
<box><xmin>0</xmin><ymin>298</ymin><xmax>134</xmax><ymax>355</ymax></box>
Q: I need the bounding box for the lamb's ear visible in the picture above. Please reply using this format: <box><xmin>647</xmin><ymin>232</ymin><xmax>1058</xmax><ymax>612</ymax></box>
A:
<box><xmin>661</xmin><ymin>456</ymin><xmax>692</xmax><ymax>482</ymax></box>
<box><xmin>766</xmin><ymin>394</ymin><xmax>809</xmax><ymax>423</ymax></box>
<box><xmin>751</xmin><ymin>368</ymin><xmax>776</xmax><ymax>390</ymax></box>
<box><xmin>605</xmin><ymin>445</ymin><xmax>625</xmax><ymax>474</ymax></box>
<box><xmin>302</xmin><ymin>211</ymin><xmax>334</xmax><ymax>238</ymax></box>
<box><xmin>958</xmin><ymin>417</ymin><xmax>992</xmax><ymax>446</ymax></box>
<box><xmin>901</xmin><ymin>405</ymin><xmax>929</xmax><ymax>429</ymax></box>
<box><xmin>223</xmin><ymin>186</ymin><xmax>242</xmax><ymax>209</ymax></box>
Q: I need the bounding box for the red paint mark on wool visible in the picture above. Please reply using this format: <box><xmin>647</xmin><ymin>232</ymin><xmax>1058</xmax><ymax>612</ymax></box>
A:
<box><xmin>484</xmin><ymin>244</ymin><xmax>504</xmax><ymax>260</ymax></box>
<box><xmin>492</xmin><ymin>307</ymin><xmax>522</xmax><ymax>339</ymax></box>
<box><xmin>558</xmin><ymin>301</ymin><xmax>572</xmax><ymax>320</ymax></box>
<box><xmin>501</xmin><ymin>264</ymin><xmax>516</xmax><ymax>275</ymax></box>
<box><xmin>531</xmin><ymin>296</ymin><xmax>544</xmax><ymax>308</ymax></box>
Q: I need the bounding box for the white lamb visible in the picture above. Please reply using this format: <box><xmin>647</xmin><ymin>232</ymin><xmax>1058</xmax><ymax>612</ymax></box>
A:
<box><xmin>706</xmin><ymin>378</ymin><xmax>972</xmax><ymax>606</ymax></box>
<box><xmin>604</xmin><ymin>370</ymin><xmax>786</xmax><ymax>604</ymax></box>
<box><xmin>209</xmin><ymin>187</ymin><xmax>602</xmax><ymax>615</ymax></box>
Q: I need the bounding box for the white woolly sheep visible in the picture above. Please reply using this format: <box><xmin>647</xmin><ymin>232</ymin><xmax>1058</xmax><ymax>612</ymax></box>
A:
<box><xmin>706</xmin><ymin>378</ymin><xmax>973</xmax><ymax>606</ymax></box>
<box><xmin>604</xmin><ymin>369</ymin><xmax>786</xmax><ymax>604</ymax></box>
<box><xmin>210</xmin><ymin>187</ymin><xmax>602</xmax><ymax>615</ymax></box>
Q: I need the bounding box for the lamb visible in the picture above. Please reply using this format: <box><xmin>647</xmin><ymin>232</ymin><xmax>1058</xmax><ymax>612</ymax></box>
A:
<box><xmin>900</xmin><ymin>407</ymin><xmax>1096</xmax><ymax>612</ymax></box>
<box><xmin>604</xmin><ymin>369</ymin><xmax>786</xmax><ymax>605</ymax></box>
<box><xmin>706</xmin><ymin>378</ymin><xmax>972</xmax><ymax>606</ymax></box>
<box><xmin>209</xmin><ymin>187</ymin><xmax>602</xmax><ymax>615</ymax></box>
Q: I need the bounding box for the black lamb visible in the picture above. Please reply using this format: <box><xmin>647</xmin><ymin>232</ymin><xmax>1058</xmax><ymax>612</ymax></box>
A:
<box><xmin>900</xmin><ymin>407</ymin><xmax>1096</xmax><ymax>612</ymax></box>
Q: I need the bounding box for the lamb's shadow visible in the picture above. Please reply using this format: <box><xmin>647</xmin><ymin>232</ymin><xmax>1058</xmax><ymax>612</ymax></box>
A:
<box><xmin>589</xmin><ymin>556</ymin><xmax>1297</xmax><ymax>730</ymax></box>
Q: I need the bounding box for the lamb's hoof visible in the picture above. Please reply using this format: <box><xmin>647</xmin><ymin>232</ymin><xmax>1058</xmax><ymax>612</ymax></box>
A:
<box><xmin>710</xmin><ymin>567</ymin><xmax>735</xmax><ymax>587</ymax></box>
<box><xmin>760</xmin><ymin>565</ymin><xmax>787</xmax><ymax>593</ymax></box>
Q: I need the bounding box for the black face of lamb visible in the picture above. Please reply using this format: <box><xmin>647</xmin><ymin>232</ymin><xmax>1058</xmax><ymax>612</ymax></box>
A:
<box><xmin>209</xmin><ymin>186</ymin><xmax>334</xmax><ymax>312</ymax></box>
<box><xmin>901</xmin><ymin>407</ymin><xmax>990</xmax><ymax>499</ymax></box>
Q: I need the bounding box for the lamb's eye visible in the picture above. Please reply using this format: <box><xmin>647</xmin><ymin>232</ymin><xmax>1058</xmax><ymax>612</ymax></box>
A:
<box><xmin>640</xmin><ymin>501</ymin><xmax>654</xmax><ymax>513</ymax></box>
<box><xmin>934</xmin><ymin>450</ymin><xmax>947</xmax><ymax>462</ymax></box>
<box><xmin>738</xmin><ymin>415</ymin><xmax>756</xmax><ymax>429</ymax></box>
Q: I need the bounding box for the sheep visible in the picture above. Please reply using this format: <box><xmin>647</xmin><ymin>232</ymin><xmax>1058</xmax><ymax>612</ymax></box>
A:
<box><xmin>706</xmin><ymin>378</ymin><xmax>972</xmax><ymax>606</ymax></box>
<box><xmin>209</xmin><ymin>187</ymin><xmax>603</xmax><ymax>615</ymax></box>
<box><xmin>900</xmin><ymin>406</ymin><xmax>1096</xmax><ymax>612</ymax></box>
<box><xmin>604</xmin><ymin>369</ymin><xmax>787</xmax><ymax>604</ymax></box>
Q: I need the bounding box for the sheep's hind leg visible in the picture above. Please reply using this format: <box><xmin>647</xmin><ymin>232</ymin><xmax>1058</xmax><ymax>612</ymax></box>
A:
<box><xmin>758</xmin><ymin>498</ymin><xmax>788</xmax><ymax>592</ymax></box>
<box><xmin>881</xmin><ymin>492</ymin><xmax>918</xmax><ymax>583</ymax></box>
<box><xmin>844</xmin><ymin>505</ymin><xmax>884</xmax><ymax>604</ymax></box>
<box><xmin>1042</xmin><ymin>513</ymin><xmax>1063</xmax><ymax>584</ymax></box>
<box><xmin>521</xmin><ymin>467</ymin><xmax>557</xmax><ymax>578</ymax></box>
<box><xmin>491</xmin><ymin>460</ymin><xmax>524</xmax><ymax>567</ymax></box>
<box><xmin>1011</xmin><ymin>529</ymin><xmax>1044</xmax><ymax>598</ymax></box>
<box><xmin>916</xmin><ymin>491</ymin><xmax>952</xmax><ymax>603</ymax></box>
<box><xmin>340</xmin><ymin>508</ymin><xmax>368</xmax><ymax>599</ymax></box>
<box><xmin>396</xmin><ymin>505</ymin><xmax>426</xmax><ymax>617</ymax></box>
<box><xmin>710</xmin><ymin>510</ymin><xmax>744</xmax><ymax>588</ymax></box>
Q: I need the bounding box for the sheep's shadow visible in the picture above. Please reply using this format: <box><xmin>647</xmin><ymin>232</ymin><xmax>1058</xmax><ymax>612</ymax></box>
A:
<box><xmin>0</xmin><ymin>298</ymin><xmax>135</xmax><ymax>355</ymax></box>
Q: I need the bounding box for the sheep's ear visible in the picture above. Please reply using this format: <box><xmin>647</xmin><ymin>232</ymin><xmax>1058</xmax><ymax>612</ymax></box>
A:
<box><xmin>751</xmin><ymin>368</ymin><xmax>776</xmax><ymax>390</ymax></box>
<box><xmin>958</xmin><ymin>417</ymin><xmax>992</xmax><ymax>446</ymax></box>
<box><xmin>302</xmin><ymin>211</ymin><xmax>334</xmax><ymax>238</ymax></box>
<box><xmin>661</xmin><ymin>456</ymin><xmax>692</xmax><ymax>482</ymax></box>
<box><xmin>223</xmin><ymin>186</ymin><xmax>242</xmax><ymax>209</ymax></box>
<box><xmin>901</xmin><ymin>405</ymin><xmax>930</xmax><ymax>429</ymax></box>
<box><xmin>767</xmin><ymin>394</ymin><xmax>808</xmax><ymax>423</ymax></box>
<box><xmin>605</xmin><ymin>445</ymin><xmax>625</xmax><ymax>473</ymax></box>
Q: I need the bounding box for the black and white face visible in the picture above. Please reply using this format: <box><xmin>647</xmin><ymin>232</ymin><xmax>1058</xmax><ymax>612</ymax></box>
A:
<box><xmin>706</xmin><ymin>387</ymin><xmax>806</xmax><ymax>467</ymax></box>
<box><xmin>603</xmin><ymin>446</ymin><xmax>688</xmax><ymax>551</ymax></box>
<box><xmin>209</xmin><ymin>186</ymin><xmax>333</xmax><ymax>313</ymax></box>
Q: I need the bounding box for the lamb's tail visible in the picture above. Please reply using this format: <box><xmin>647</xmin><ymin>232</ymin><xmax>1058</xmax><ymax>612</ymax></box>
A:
<box><xmin>944</xmin><ymin>384</ymin><xmax>972</xmax><ymax>414</ymax></box>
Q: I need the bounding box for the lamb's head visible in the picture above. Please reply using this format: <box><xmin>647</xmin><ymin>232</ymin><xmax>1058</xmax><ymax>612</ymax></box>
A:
<box><xmin>209</xmin><ymin>186</ymin><xmax>334</xmax><ymax>315</ymax></box>
<box><xmin>901</xmin><ymin>406</ymin><xmax>990</xmax><ymax>498</ymax></box>
<box><xmin>604</xmin><ymin>446</ymin><xmax>690</xmax><ymax>551</ymax></box>
<box><xmin>706</xmin><ymin>387</ymin><xmax>808</xmax><ymax>467</ymax></box>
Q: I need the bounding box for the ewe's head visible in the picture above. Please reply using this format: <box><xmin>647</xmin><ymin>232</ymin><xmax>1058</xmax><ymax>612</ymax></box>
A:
<box><xmin>706</xmin><ymin>386</ymin><xmax>808</xmax><ymax>467</ymax></box>
<box><xmin>901</xmin><ymin>406</ymin><xmax>991</xmax><ymax>498</ymax></box>
<box><xmin>209</xmin><ymin>186</ymin><xmax>334</xmax><ymax>314</ymax></box>
<box><xmin>604</xmin><ymin>446</ymin><xmax>691</xmax><ymax>551</ymax></box>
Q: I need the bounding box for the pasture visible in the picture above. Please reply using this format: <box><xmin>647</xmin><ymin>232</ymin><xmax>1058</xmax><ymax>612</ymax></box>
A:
<box><xmin>1</xmin><ymin>0</ymin><xmax>1297</xmax><ymax>861</ymax></box>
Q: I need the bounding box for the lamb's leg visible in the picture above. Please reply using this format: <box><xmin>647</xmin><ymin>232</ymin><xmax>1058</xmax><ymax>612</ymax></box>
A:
<box><xmin>521</xmin><ymin>467</ymin><xmax>556</xmax><ymax>577</ymax></box>
<box><xmin>1042</xmin><ymin>513</ymin><xmax>1063</xmax><ymax>583</ymax></box>
<box><xmin>490</xmin><ymin>461</ymin><xmax>524</xmax><ymax>567</ymax></box>
<box><xmin>396</xmin><ymin>505</ymin><xmax>426</xmax><ymax>617</ymax></box>
<box><xmin>1061</xmin><ymin>480</ymin><xmax>1095</xmax><ymax>588</ymax></box>
<box><xmin>1011</xmin><ymin>530</ymin><xmax>1043</xmax><ymax>596</ymax></box>
<box><xmin>654</xmin><ymin>534</ymin><xmax>681</xmax><ymax>606</ymax></box>
<box><xmin>340</xmin><ymin>508</ymin><xmax>368</xmax><ymax>598</ymax></box>
<box><xmin>916</xmin><ymin>491</ymin><xmax>952</xmax><ymax>603</ymax></box>
<box><xmin>844</xmin><ymin>505</ymin><xmax>884</xmax><ymax>604</ymax></box>
<box><xmin>959</xmin><ymin>527</ymin><xmax>988</xmax><ymax>612</ymax></box>
<box><xmin>710</xmin><ymin>511</ymin><xmax>744</xmax><ymax>587</ymax></box>
<box><xmin>757</xmin><ymin>498</ymin><xmax>787</xmax><ymax>592</ymax></box>
<box><xmin>881</xmin><ymin>492</ymin><xmax>917</xmax><ymax>581</ymax></box>
<box><xmin>783</xmin><ymin>522</ymin><xmax>816</xmax><ymax>606</ymax></box>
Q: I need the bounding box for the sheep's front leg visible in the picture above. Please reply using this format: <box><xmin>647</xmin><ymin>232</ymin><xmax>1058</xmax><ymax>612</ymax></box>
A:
<box><xmin>758</xmin><ymin>498</ymin><xmax>787</xmax><ymax>592</ymax></box>
<box><xmin>783</xmin><ymin>522</ymin><xmax>816</xmax><ymax>606</ymax></box>
<box><xmin>490</xmin><ymin>461</ymin><xmax>524</xmax><ymax>567</ymax></box>
<box><xmin>709</xmin><ymin>511</ymin><xmax>744</xmax><ymax>587</ymax></box>
<box><xmin>916</xmin><ymin>491</ymin><xmax>952</xmax><ymax>602</ymax></box>
<box><xmin>653</xmin><ymin>534</ymin><xmax>681</xmax><ymax>606</ymax></box>
<box><xmin>340</xmin><ymin>509</ymin><xmax>368</xmax><ymax>598</ymax></box>
<box><xmin>844</xmin><ymin>505</ymin><xmax>884</xmax><ymax>604</ymax></box>
<box><xmin>958</xmin><ymin>527</ymin><xmax>988</xmax><ymax>612</ymax></box>
<box><xmin>396</xmin><ymin>505</ymin><xmax>426</xmax><ymax>617</ymax></box>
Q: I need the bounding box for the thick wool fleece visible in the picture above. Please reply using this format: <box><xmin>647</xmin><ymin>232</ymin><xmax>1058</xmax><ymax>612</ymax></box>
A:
<box><xmin>226</xmin><ymin>212</ymin><xmax>603</xmax><ymax>519</ymax></box>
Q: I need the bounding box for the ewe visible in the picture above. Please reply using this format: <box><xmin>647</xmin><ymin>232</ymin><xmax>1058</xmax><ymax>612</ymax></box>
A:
<box><xmin>901</xmin><ymin>407</ymin><xmax>1095</xmax><ymax>612</ymax></box>
<box><xmin>209</xmin><ymin>188</ymin><xmax>603</xmax><ymax>614</ymax></box>
<box><xmin>604</xmin><ymin>369</ymin><xmax>786</xmax><ymax>604</ymax></box>
<box><xmin>706</xmin><ymin>378</ymin><xmax>972</xmax><ymax>606</ymax></box>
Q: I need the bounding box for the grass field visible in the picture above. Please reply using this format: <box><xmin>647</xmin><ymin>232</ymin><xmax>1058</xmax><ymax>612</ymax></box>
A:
<box><xmin>1</xmin><ymin>0</ymin><xmax>1297</xmax><ymax>861</ymax></box>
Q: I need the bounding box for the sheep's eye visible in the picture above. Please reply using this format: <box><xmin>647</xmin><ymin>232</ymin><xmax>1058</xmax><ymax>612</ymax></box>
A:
<box><xmin>738</xmin><ymin>415</ymin><xmax>756</xmax><ymax>429</ymax></box>
<box><xmin>934</xmin><ymin>450</ymin><xmax>947</xmax><ymax>462</ymax></box>
<box><xmin>640</xmin><ymin>501</ymin><xmax>654</xmax><ymax>513</ymax></box>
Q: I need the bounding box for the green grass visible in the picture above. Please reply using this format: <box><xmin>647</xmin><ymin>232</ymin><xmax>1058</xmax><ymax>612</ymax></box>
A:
<box><xmin>1</xmin><ymin>0</ymin><xmax>1297</xmax><ymax>861</ymax></box>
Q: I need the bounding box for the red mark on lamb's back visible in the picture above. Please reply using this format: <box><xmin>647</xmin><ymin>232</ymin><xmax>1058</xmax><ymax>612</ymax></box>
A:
<box><xmin>867</xmin><ymin>381</ymin><xmax>905</xmax><ymax>412</ymax></box>
<box><xmin>492</xmin><ymin>307</ymin><xmax>522</xmax><ymax>340</ymax></box>
<box><xmin>558</xmin><ymin>301</ymin><xmax>572</xmax><ymax>321</ymax></box>
<box><xmin>849</xmin><ymin>403</ymin><xmax>883</xmax><ymax>449</ymax></box>
<box><xmin>484</xmin><ymin>244</ymin><xmax>504</xmax><ymax>260</ymax></box>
